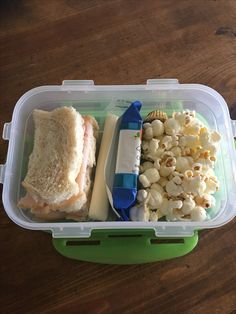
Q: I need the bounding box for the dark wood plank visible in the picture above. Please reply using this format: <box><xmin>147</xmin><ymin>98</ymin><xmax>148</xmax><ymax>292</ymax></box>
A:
<box><xmin>0</xmin><ymin>1</ymin><xmax>236</xmax><ymax>313</ymax></box>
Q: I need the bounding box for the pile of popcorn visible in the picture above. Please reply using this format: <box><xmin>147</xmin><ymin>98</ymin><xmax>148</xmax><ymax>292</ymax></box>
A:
<box><xmin>130</xmin><ymin>110</ymin><xmax>221</xmax><ymax>222</ymax></box>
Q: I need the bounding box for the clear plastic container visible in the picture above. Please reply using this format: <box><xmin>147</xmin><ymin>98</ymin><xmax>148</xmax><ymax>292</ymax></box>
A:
<box><xmin>1</xmin><ymin>79</ymin><xmax>236</xmax><ymax>238</ymax></box>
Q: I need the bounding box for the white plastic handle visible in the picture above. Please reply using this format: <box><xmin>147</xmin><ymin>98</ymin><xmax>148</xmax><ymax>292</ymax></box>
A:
<box><xmin>62</xmin><ymin>80</ymin><xmax>94</xmax><ymax>86</ymax></box>
<box><xmin>231</xmin><ymin>119</ymin><xmax>236</xmax><ymax>137</ymax></box>
<box><xmin>2</xmin><ymin>122</ymin><xmax>11</xmax><ymax>140</ymax></box>
<box><xmin>146</xmin><ymin>78</ymin><xmax>179</xmax><ymax>85</ymax></box>
<box><xmin>0</xmin><ymin>164</ymin><xmax>6</xmax><ymax>184</ymax></box>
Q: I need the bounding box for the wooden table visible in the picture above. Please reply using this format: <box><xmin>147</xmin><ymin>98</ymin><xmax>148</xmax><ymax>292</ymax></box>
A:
<box><xmin>0</xmin><ymin>1</ymin><xmax>236</xmax><ymax>313</ymax></box>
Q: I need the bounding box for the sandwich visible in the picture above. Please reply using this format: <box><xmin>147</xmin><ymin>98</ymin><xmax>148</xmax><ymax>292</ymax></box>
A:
<box><xmin>18</xmin><ymin>106</ymin><xmax>99</xmax><ymax>220</ymax></box>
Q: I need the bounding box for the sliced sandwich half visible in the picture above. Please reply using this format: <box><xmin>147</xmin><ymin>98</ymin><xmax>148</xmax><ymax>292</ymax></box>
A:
<box><xmin>18</xmin><ymin>106</ymin><xmax>99</xmax><ymax>220</ymax></box>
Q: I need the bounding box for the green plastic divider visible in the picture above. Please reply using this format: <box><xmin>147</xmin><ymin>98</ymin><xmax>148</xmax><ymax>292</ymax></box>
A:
<box><xmin>52</xmin><ymin>229</ymin><xmax>198</xmax><ymax>264</ymax></box>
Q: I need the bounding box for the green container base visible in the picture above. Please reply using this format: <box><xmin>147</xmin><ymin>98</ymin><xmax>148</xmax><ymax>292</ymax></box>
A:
<box><xmin>52</xmin><ymin>229</ymin><xmax>198</xmax><ymax>264</ymax></box>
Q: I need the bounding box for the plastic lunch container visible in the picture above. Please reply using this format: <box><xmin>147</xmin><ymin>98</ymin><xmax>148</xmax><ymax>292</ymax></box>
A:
<box><xmin>1</xmin><ymin>79</ymin><xmax>236</xmax><ymax>264</ymax></box>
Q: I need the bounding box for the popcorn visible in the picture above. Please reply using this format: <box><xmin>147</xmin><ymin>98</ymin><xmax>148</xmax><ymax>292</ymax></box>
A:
<box><xmin>148</xmin><ymin>189</ymin><xmax>163</xmax><ymax>209</ymax></box>
<box><xmin>142</xmin><ymin>139</ymin><xmax>163</xmax><ymax>161</ymax></box>
<box><xmin>163</xmin><ymin>200</ymin><xmax>183</xmax><ymax>221</ymax></box>
<box><xmin>183</xmin><ymin>119</ymin><xmax>202</xmax><ymax>136</ymax></box>
<box><xmin>179</xmin><ymin>135</ymin><xmax>199</xmax><ymax>149</ymax></box>
<box><xmin>139</xmin><ymin>168</ymin><xmax>160</xmax><ymax>187</ymax></box>
<box><xmin>160</xmin><ymin>135</ymin><xmax>173</xmax><ymax>150</ymax></box>
<box><xmin>181</xmin><ymin>196</ymin><xmax>195</xmax><ymax>214</ymax></box>
<box><xmin>190</xmin><ymin>206</ymin><xmax>207</xmax><ymax>221</ymax></box>
<box><xmin>155</xmin><ymin>148</ymin><xmax>165</xmax><ymax>158</ymax></box>
<box><xmin>139</xmin><ymin>161</ymin><xmax>153</xmax><ymax>173</ymax></box>
<box><xmin>165</xmin><ymin>156</ymin><xmax>176</xmax><ymax>167</ymax></box>
<box><xmin>149</xmin><ymin>211</ymin><xmax>158</xmax><ymax>222</ymax></box>
<box><xmin>148</xmin><ymin>138</ymin><xmax>160</xmax><ymax>160</ymax></box>
<box><xmin>161</xmin><ymin>150</ymin><xmax>174</xmax><ymax>160</ymax></box>
<box><xmin>150</xmin><ymin>183</ymin><xmax>164</xmax><ymax>194</ymax></box>
<box><xmin>196</xmin><ymin>157</ymin><xmax>214</xmax><ymax>172</ymax></box>
<box><xmin>166</xmin><ymin>208</ymin><xmax>188</xmax><ymax>221</ymax></box>
<box><xmin>143</xmin><ymin>124</ymin><xmax>153</xmax><ymax>140</ymax></box>
<box><xmin>195</xmin><ymin>194</ymin><xmax>216</xmax><ymax>209</ymax></box>
<box><xmin>143</xmin><ymin>122</ymin><xmax>151</xmax><ymax>129</ymax></box>
<box><xmin>171</xmin><ymin>135</ymin><xmax>179</xmax><ymax>147</ymax></box>
<box><xmin>156</xmin><ymin>208</ymin><xmax>165</xmax><ymax>219</ymax></box>
<box><xmin>171</xmin><ymin>146</ymin><xmax>182</xmax><ymax>157</ymax></box>
<box><xmin>153</xmin><ymin>158</ymin><xmax>161</xmax><ymax>170</ymax></box>
<box><xmin>139</xmin><ymin>174</ymin><xmax>151</xmax><ymax>188</ymax></box>
<box><xmin>173</xmin><ymin>112</ymin><xmax>186</xmax><ymax>125</ymax></box>
<box><xmin>168</xmin><ymin>199</ymin><xmax>183</xmax><ymax>210</ymax></box>
<box><xmin>209</xmin><ymin>156</ymin><xmax>216</xmax><ymax>163</ymax></box>
<box><xmin>172</xmin><ymin>176</ymin><xmax>182</xmax><ymax>185</ymax></box>
<box><xmin>205</xmin><ymin>176</ymin><xmax>219</xmax><ymax>194</ymax></box>
<box><xmin>141</xmin><ymin>140</ymin><xmax>149</xmax><ymax>153</ymax></box>
<box><xmin>159</xmin><ymin>155</ymin><xmax>176</xmax><ymax>177</ymax></box>
<box><xmin>184</xmin><ymin>169</ymin><xmax>194</xmax><ymax>178</ymax></box>
<box><xmin>199</xmin><ymin>131</ymin><xmax>210</xmax><ymax>147</ymax></box>
<box><xmin>159</xmin><ymin>198</ymin><xmax>170</xmax><ymax>215</ymax></box>
<box><xmin>172</xmin><ymin>171</ymin><xmax>184</xmax><ymax>178</ymax></box>
<box><xmin>183</xmin><ymin>174</ymin><xmax>206</xmax><ymax>196</ymax></box>
<box><xmin>137</xmin><ymin>110</ymin><xmax>220</xmax><ymax>222</ymax></box>
<box><xmin>204</xmin><ymin>167</ymin><xmax>215</xmax><ymax>177</ymax></box>
<box><xmin>159</xmin><ymin>165</ymin><xmax>175</xmax><ymax>177</ymax></box>
<box><xmin>166</xmin><ymin>177</ymin><xmax>183</xmax><ymax>197</ymax></box>
<box><xmin>164</xmin><ymin>118</ymin><xmax>181</xmax><ymax>135</ymax></box>
<box><xmin>137</xmin><ymin>189</ymin><xmax>148</xmax><ymax>203</ymax></box>
<box><xmin>192</xmin><ymin>163</ymin><xmax>203</xmax><ymax>172</ymax></box>
<box><xmin>143</xmin><ymin>120</ymin><xmax>166</xmax><ymax>141</ymax></box>
<box><xmin>203</xmin><ymin>143</ymin><xmax>217</xmax><ymax>156</ymax></box>
<box><xmin>158</xmin><ymin>177</ymin><xmax>168</xmax><ymax>187</ymax></box>
<box><xmin>181</xmin><ymin>146</ymin><xmax>192</xmax><ymax>156</ymax></box>
<box><xmin>151</xmin><ymin>119</ymin><xmax>164</xmax><ymax>137</ymax></box>
<box><xmin>130</xmin><ymin>204</ymin><xmax>150</xmax><ymax>221</ymax></box>
<box><xmin>176</xmin><ymin>156</ymin><xmax>192</xmax><ymax>173</ymax></box>
<box><xmin>199</xmin><ymin>128</ymin><xmax>218</xmax><ymax>150</ymax></box>
<box><xmin>173</xmin><ymin>111</ymin><xmax>194</xmax><ymax>126</ymax></box>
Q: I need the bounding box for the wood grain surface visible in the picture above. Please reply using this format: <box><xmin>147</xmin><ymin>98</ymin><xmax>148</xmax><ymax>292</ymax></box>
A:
<box><xmin>0</xmin><ymin>1</ymin><xmax>236</xmax><ymax>313</ymax></box>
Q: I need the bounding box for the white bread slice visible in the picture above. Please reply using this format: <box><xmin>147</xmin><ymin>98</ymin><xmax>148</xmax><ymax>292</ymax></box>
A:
<box><xmin>18</xmin><ymin>113</ymin><xmax>99</xmax><ymax>220</ymax></box>
<box><xmin>22</xmin><ymin>107</ymin><xmax>84</xmax><ymax>204</ymax></box>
